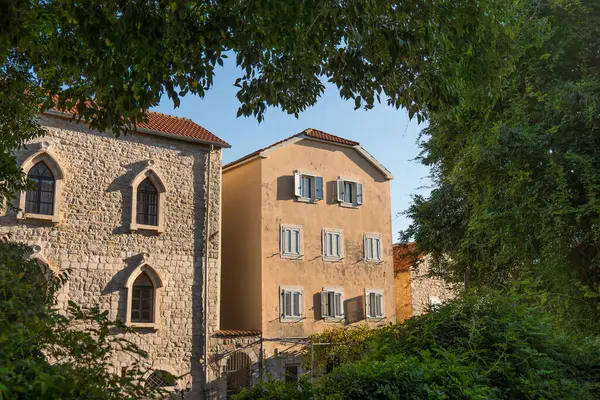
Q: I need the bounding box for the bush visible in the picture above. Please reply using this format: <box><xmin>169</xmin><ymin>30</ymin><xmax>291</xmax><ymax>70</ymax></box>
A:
<box><xmin>239</xmin><ymin>289</ymin><xmax>600</xmax><ymax>399</ymax></box>
<box><xmin>0</xmin><ymin>242</ymin><xmax>168</xmax><ymax>399</ymax></box>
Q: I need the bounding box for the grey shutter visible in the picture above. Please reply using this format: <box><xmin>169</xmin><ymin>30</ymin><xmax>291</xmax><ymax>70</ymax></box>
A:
<box><xmin>376</xmin><ymin>294</ymin><xmax>383</xmax><ymax>317</ymax></box>
<box><xmin>365</xmin><ymin>292</ymin><xmax>370</xmax><ymax>318</ymax></box>
<box><xmin>293</xmin><ymin>291</ymin><xmax>301</xmax><ymax>316</ymax></box>
<box><xmin>294</xmin><ymin>172</ymin><xmax>301</xmax><ymax>197</ymax></box>
<box><xmin>336</xmin><ymin>178</ymin><xmax>344</xmax><ymax>202</ymax></box>
<box><xmin>356</xmin><ymin>183</ymin><xmax>363</xmax><ymax>205</ymax></box>
<box><xmin>315</xmin><ymin>176</ymin><xmax>324</xmax><ymax>200</ymax></box>
<box><xmin>321</xmin><ymin>291</ymin><xmax>329</xmax><ymax>318</ymax></box>
<box><xmin>335</xmin><ymin>293</ymin><xmax>342</xmax><ymax>317</ymax></box>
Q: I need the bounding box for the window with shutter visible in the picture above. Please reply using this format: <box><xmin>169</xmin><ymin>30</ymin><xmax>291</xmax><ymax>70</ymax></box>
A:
<box><xmin>365</xmin><ymin>289</ymin><xmax>384</xmax><ymax>319</ymax></box>
<box><xmin>281</xmin><ymin>287</ymin><xmax>303</xmax><ymax>320</ymax></box>
<box><xmin>321</xmin><ymin>288</ymin><xmax>344</xmax><ymax>319</ymax></box>
<box><xmin>364</xmin><ymin>233</ymin><xmax>383</xmax><ymax>262</ymax></box>
<box><xmin>322</xmin><ymin>228</ymin><xmax>343</xmax><ymax>261</ymax></box>
<box><xmin>293</xmin><ymin>171</ymin><xmax>323</xmax><ymax>203</ymax></box>
<box><xmin>336</xmin><ymin>177</ymin><xmax>363</xmax><ymax>207</ymax></box>
<box><xmin>281</xmin><ymin>224</ymin><xmax>303</xmax><ymax>259</ymax></box>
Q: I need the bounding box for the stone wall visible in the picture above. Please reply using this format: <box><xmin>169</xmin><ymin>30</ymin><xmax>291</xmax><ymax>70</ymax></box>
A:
<box><xmin>0</xmin><ymin>114</ymin><xmax>222</xmax><ymax>398</ymax></box>
<box><xmin>410</xmin><ymin>255</ymin><xmax>457</xmax><ymax>316</ymax></box>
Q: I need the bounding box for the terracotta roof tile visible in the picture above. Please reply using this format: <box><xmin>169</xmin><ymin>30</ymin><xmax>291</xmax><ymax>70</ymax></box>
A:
<box><xmin>213</xmin><ymin>329</ymin><xmax>262</xmax><ymax>337</ymax></box>
<box><xmin>393</xmin><ymin>242</ymin><xmax>423</xmax><ymax>273</ymax></box>
<box><xmin>223</xmin><ymin>128</ymin><xmax>358</xmax><ymax>170</ymax></box>
<box><xmin>45</xmin><ymin>102</ymin><xmax>229</xmax><ymax>147</ymax></box>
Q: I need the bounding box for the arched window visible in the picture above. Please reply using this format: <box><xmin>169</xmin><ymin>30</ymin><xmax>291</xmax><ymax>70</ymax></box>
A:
<box><xmin>131</xmin><ymin>272</ymin><xmax>154</xmax><ymax>323</ymax></box>
<box><xmin>18</xmin><ymin>147</ymin><xmax>64</xmax><ymax>223</ymax></box>
<box><xmin>136</xmin><ymin>178</ymin><xmax>158</xmax><ymax>226</ymax></box>
<box><xmin>130</xmin><ymin>165</ymin><xmax>167</xmax><ymax>232</ymax></box>
<box><xmin>25</xmin><ymin>162</ymin><xmax>55</xmax><ymax>215</ymax></box>
<box><xmin>146</xmin><ymin>370</ymin><xmax>175</xmax><ymax>388</ymax></box>
<box><xmin>124</xmin><ymin>260</ymin><xmax>163</xmax><ymax>329</ymax></box>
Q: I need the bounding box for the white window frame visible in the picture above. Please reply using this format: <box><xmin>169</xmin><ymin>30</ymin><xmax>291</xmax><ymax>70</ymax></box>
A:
<box><xmin>280</xmin><ymin>224</ymin><xmax>303</xmax><ymax>259</ymax></box>
<box><xmin>280</xmin><ymin>286</ymin><xmax>304</xmax><ymax>321</ymax></box>
<box><xmin>336</xmin><ymin>177</ymin><xmax>363</xmax><ymax>207</ymax></box>
<box><xmin>364</xmin><ymin>233</ymin><xmax>382</xmax><ymax>263</ymax></box>
<box><xmin>294</xmin><ymin>171</ymin><xmax>323</xmax><ymax>203</ymax></box>
<box><xmin>365</xmin><ymin>289</ymin><xmax>384</xmax><ymax>319</ymax></box>
<box><xmin>322</xmin><ymin>228</ymin><xmax>343</xmax><ymax>261</ymax></box>
<box><xmin>321</xmin><ymin>287</ymin><xmax>344</xmax><ymax>320</ymax></box>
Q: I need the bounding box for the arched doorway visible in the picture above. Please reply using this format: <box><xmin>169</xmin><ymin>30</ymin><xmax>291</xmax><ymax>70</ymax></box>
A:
<box><xmin>225</xmin><ymin>351</ymin><xmax>251</xmax><ymax>397</ymax></box>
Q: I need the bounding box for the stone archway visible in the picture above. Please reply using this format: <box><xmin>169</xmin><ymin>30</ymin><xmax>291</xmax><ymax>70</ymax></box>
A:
<box><xmin>224</xmin><ymin>351</ymin><xmax>252</xmax><ymax>397</ymax></box>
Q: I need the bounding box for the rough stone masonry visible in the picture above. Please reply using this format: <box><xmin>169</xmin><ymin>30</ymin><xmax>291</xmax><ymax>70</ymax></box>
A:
<box><xmin>0</xmin><ymin>114</ymin><xmax>223</xmax><ymax>398</ymax></box>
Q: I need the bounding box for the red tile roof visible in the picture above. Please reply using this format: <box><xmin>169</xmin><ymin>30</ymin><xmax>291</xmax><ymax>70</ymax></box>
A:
<box><xmin>45</xmin><ymin>104</ymin><xmax>229</xmax><ymax>147</ymax></box>
<box><xmin>223</xmin><ymin>128</ymin><xmax>359</xmax><ymax>170</ymax></box>
<box><xmin>393</xmin><ymin>242</ymin><xmax>424</xmax><ymax>273</ymax></box>
<box><xmin>213</xmin><ymin>329</ymin><xmax>262</xmax><ymax>337</ymax></box>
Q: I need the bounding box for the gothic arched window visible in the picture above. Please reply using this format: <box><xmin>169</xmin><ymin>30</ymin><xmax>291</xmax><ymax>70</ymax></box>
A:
<box><xmin>136</xmin><ymin>178</ymin><xmax>158</xmax><ymax>226</ymax></box>
<box><xmin>131</xmin><ymin>272</ymin><xmax>154</xmax><ymax>323</ymax></box>
<box><xmin>25</xmin><ymin>161</ymin><xmax>56</xmax><ymax>215</ymax></box>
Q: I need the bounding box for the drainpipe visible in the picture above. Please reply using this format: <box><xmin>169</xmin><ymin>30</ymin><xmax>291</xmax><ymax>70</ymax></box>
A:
<box><xmin>203</xmin><ymin>145</ymin><xmax>214</xmax><ymax>394</ymax></box>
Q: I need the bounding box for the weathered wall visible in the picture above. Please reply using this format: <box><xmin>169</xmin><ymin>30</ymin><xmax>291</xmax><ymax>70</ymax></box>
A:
<box><xmin>0</xmin><ymin>114</ymin><xmax>222</xmax><ymax>398</ymax></box>
<box><xmin>260</xmin><ymin>139</ymin><xmax>395</xmax><ymax>345</ymax></box>
<box><xmin>220</xmin><ymin>159</ymin><xmax>263</xmax><ymax>331</ymax></box>
<box><xmin>410</xmin><ymin>255</ymin><xmax>457</xmax><ymax>315</ymax></box>
<box><xmin>394</xmin><ymin>270</ymin><xmax>413</xmax><ymax>322</ymax></box>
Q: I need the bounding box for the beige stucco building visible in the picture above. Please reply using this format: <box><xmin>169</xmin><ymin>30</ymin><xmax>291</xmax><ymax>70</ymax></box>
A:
<box><xmin>0</xmin><ymin>111</ymin><xmax>229</xmax><ymax>398</ymax></box>
<box><xmin>219</xmin><ymin>129</ymin><xmax>395</xmax><ymax>384</ymax></box>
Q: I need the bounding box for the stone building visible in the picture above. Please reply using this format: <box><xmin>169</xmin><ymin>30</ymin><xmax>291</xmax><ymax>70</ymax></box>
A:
<box><xmin>392</xmin><ymin>243</ymin><xmax>457</xmax><ymax>317</ymax></box>
<box><xmin>0</xmin><ymin>110</ymin><xmax>229</xmax><ymax>398</ymax></box>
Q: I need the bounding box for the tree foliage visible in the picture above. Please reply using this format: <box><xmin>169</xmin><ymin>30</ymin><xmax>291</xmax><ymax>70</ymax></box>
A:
<box><xmin>403</xmin><ymin>0</ymin><xmax>600</xmax><ymax>332</ymax></box>
<box><xmin>0</xmin><ymin>0</ymin><xmax>529</xmax><ymax>204</ymax></box>
<box><xmin>237</xmin><ymin>290</ymin><xmax>600</xmax><ymax>400</ymax></box>
<box><xmin>0</xmin><ymin>242</ymin><xmax>169</xmax><ymax>400</ymax></box>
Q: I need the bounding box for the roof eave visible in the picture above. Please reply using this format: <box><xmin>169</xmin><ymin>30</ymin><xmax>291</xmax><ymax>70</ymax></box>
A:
<box><xmin>41</xmin><ymin>110</ymin><xmax>231</xmax><ymax>148</ymax></box>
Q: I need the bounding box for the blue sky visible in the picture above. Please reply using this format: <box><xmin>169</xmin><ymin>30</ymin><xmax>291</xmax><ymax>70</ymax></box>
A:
<box><xmin>152</xmin><ymin>59</ymin><xmax>431</xmax><ymax>242</ymax></box>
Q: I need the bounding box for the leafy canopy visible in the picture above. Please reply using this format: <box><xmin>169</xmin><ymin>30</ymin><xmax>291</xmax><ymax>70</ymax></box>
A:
<box><xmin>1</xmin><ymin>0</ymin><xmax>527</xmax><ymax>203</ymax></box>
<box><xmin>402</xmin><ymin>0</ymin><xmax>600</xmax><ymax>332</ymax></box>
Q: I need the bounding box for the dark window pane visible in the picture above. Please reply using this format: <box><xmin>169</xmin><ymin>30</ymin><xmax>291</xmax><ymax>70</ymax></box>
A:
<box><xmin>131</xmin><ymin>272</ymin><xmax>154</xmax><ymax>322</ymax></box>
<box><xmin>25</xmin><ymin>162</ymin><xmax>55</xmax><ymax>215</ymax></box>
<box><xmin>136</xmin><ymin>178</ymin><xmax>159</xmax><ymax>226</ymax></box>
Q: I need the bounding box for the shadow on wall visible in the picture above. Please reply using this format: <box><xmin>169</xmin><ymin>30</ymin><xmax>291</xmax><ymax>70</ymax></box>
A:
<box><xmin>344</xmin><ymin>296</ymin><xmax>365</xmax><ymax>324</ymax></box>
<box><xmin>277</xmin><ymin>176</ymin><xmax>295</xmax><ymax>201</ymax></box>
<box><xmin>106</xmin><ymin>161</ymin><xmax>148</xmax><ymax>235</ymax></box>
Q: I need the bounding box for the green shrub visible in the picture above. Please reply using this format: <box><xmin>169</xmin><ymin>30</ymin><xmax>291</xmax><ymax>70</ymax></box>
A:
<box><xmin>0</xmin><ymin>242</ymin><xmax>167</xmax><ymax>399</ymax></box>
<box><xmin>238</xmin><ymin>289</ymin><xmax>600</xmax><ymax>399</ymax></box>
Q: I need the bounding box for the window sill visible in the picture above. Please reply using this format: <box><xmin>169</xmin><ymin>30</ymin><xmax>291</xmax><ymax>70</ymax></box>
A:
<box><xmin>323</xmin><ymin>317</ymin><xmax>345</xmax><ymax>323</ymax></box>
<box><xmin>339</xmin><ymin>202</ymin><xmax>359</xmax><ymax>209</ymax></box>
<box><xmin>130</xmin><ymin>223</ymin><xmax>164</xmax><ymax>233</ymax></box>
<box><xmin>323</xmin><ymin>256</ymin><xmax>343</xmax><ymax>263</ymax></box>
<box><xmin>364</xmin><ymin>259</ymin><xmax>383</xmax><ymax>264</ymax></box>
<box><xmin>128</xmin><ymin>322</ymin><xmax>161</xmax><ymax>330</ymax></box>
<box><xmin>296</xmin><ymin>197</ymin><xmax>319</xmax><ymax>204</ymax></box>
<box><xmin>281</xmin><ymin>253</ymin><xmax>303</xmax><ymax>260</ymax></box>
<box><xmin>366</xmin><ymin>317</ymin><xmax>385</xmax><ymax>322</ymax></box>
<box><xmin>280</xmin><ymin>316</ymin><xmax>304</xmax><ymax>323</ymax></box>
<box><xmin>17</xmin><ymin>212</ymin><xmax>60</xmax><ymax>223</ymax></box>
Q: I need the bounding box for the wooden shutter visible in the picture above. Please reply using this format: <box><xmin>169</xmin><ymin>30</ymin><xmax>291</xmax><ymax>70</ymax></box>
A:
<box><xmin>321</xmin><ymin>291</ymin><xmax>329</xmax><ymax>318</ymax></box>
<box><xmin>315</xmin><ymin>176</ymin><xmax>324</xmax><ymax>200</ymax></box>
<box><xmin>334</xmin><ymin>292</ymin><xmax>343</xmax><ymax>317</ymax></box>
<box><xmin>356</xmin><ymin>183</ymin><xmax>363</xmax><ymax>205</ymax></box>
<box><xmin>336</xmin><ymin>178</ymin><xmax>344</xmax><ymax>202</ymax></box>
<box><xmin>293</xmin><ymin>291</ymin><xmax>302</xmax><ymax>316</ymax></box>
<box><xmin>294</xmin><ymin>171</ymin><xmax>301</xmax><ymax>197</ymax></box>
<box><xmin>375</xmin><ymin>294</ymin><xmax>383</xmax><ymax>317</ymax></box>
